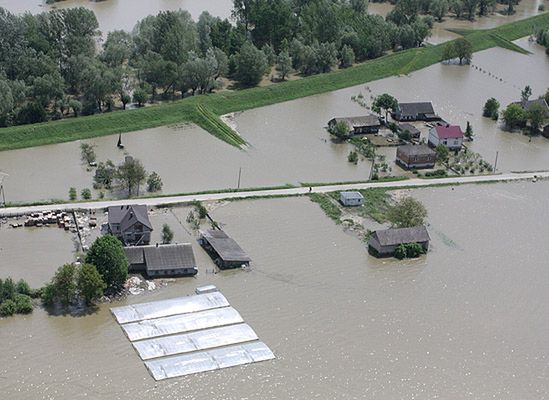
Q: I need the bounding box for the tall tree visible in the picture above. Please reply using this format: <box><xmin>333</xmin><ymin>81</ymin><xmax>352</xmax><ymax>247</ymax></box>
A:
<box><xmin>77</xmin><ymin>264</ymin><xmax>106</xmax><ymax>305</ymax></box>
<box><xmin>233</xmin><ymin>41</ymin><xmax>268</xmax><ymax>86</ymax></box>
<box><xmin>115</xmin><ymin>156</ymin><xmax>147</xmax><ymax>196</ymax></box>
<box><xmin>372</xmin><ymin>93</ymin><xmax>398</xmax><ymax>121</ymax></box>
<box><xmin>85</xmin><ymin>235</ymin><xmax>129</xmax><ymax>292</ymax></box>
<box><xmin>387</xmin><ymin>197</ymin><xmax>428</xmax><ymax>228</ymax></box>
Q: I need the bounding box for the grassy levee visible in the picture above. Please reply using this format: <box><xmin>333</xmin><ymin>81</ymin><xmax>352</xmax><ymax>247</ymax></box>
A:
<box><xmin>1</xmin><ymin>13</ymin><xmax>548</xmax><ymax>152</ymax></box>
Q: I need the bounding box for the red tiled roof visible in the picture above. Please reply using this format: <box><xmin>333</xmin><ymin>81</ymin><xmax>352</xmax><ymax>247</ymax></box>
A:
<box><xmin>434</xmin><ymin>125</ymin><xmax>463</xmax><ymax>139</ymax></box>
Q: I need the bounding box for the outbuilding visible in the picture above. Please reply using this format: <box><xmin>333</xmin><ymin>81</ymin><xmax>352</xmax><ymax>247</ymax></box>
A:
<box><xmin>328</xmin><ymin>115</ymin><xmax>382</xmax><ymax>135</ymax></box>
<box><xmin>398</xmin><ymin>123</ymin><xmax>421</xmax><ymax>139</ymax></box>
<box><xmin>393</xmin><ymin>102</ymin><xmax>439</xmax><ymax>121</ymax></box>
<box><xmin>198</xmin><ymin>229</ymin><xmax>251</xmax><ymax>269</ymax></box>
<box><xmin>396</xmin><ymin>144</ymin><xmax>436</xmax><ymax>169</ymax></box>
<box><xmin>340</xmin><ymin>191</ymin><xmax>364</xmax><ymax>206</ymax></box>
<box><xmin>428</xmin><ymin>124</ymin><xmax>464</xmax><ymax>150</ymax></box>
<box><xmin>124</xmin><ymin>243</ymin><xmax>198</xmax><ymax>277</ymax></box>
<box><xmin>368</xmin><ymin>226</ymin><xmax>430</xmax><ymax>257</ymax></box>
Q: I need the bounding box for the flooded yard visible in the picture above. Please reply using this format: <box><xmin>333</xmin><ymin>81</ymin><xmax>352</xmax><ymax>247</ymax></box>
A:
<box><xmin>0</xmin><ymin>180</ymin><xmax>548</xmax><ymax>398</ymax></box>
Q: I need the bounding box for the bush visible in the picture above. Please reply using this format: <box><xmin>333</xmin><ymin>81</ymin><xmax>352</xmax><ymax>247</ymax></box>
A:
<box><xmin>15</xmin><ymin>279</ymin><xmax>31</xmax><ymax>296</ymax></box>
<box><xmin>348</xmin><ymin>150</ymin><xmax>358</xmax><ymax>164</ymax></box>
<box><xmin>81</xmin><ymin>188</ymin><xmax>92</xmax><ymax>200</ymax></box>
<box><xmin>162</xmin><ymin>224</ymin><xmax>174</xmax><ymax>244</ymax></box>
<box><xmin>13</xmin><ymin>294</ymin><xmax>33</xmax><ymax>314</ymax></box>
<box><xmin>193</xmin><ymin>202</ymin><xmax>208</xmax><ymax>219</ymax></box>
<box><xmin>424</xmin><ymin>169</ymin><xmax>447</xmax><ymax>178</ymax></box>
<box><xmin>0</xmin><ymin>299</ymin><xmax>16</xmax><ymax>316</ymax></box>
<box><xmin>395</xmin><ymin>242</ymin><xmax>425</xmax><ymax>259</ymax></box>
<box><xmin>69</xmin><ymin>187</ymin><xmax>77</xmax><ymax>201</ymax></box>
<box><xmin>146</xmin><ymin>172</ymin><xmax>163</xmax><ymax>192</ymax></box>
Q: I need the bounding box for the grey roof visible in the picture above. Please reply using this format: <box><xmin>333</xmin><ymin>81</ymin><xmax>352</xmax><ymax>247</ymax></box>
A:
<box><xmin>201</xmin><ymin>230</ymin><xmax>251</xmax><ymax>262</ymax></box>
<box><xmin>108</xmin><ymin>205</ymin><xmax>153</xmax><ymax>231</ymax></box>
<box><xmin>397</xmin><ymin>144</ymin><xmax>435</xmax><ymax>157</ymax></box>
<box><xmin>512</xmin><ymin>98</ymin><xmax>549</xmax><ymax>111</ymax></box>
<box><xmin>398</xmin><ymin>123</ymin><xmax>421</xmax><ymax>135</ymax></box>
<box><xmin>340</xmin><ymin>191</ymin><xmax>364</xmax><ymax>200</ymax></box>
<box><xmin>398</xmin><ymin>102</ymin><xmax>435</xmax><ymax>116</ymax></box>
<box><xmin>331</xmin><ymin>115</ymin><xmax>380</xmax><ymax>128</ymax></box>
<box><xmin>125</xmin><ymin>246</ymin><xmax>145</xmax><ymax>265</ymax></box>
<box><xmin>374</xmin><ymin>226</ymin><xmax>430</xmax><ymax>246</ymax></box>
<box><xmin>124</xmin><ymin>244</ymin><xmax>196</xmax><ymax>271</ymax></box>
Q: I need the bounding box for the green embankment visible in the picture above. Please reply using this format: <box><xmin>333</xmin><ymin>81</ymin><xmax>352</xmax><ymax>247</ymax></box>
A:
<box><xmin>1</xmin><ymin>13</ymin><xmax>548</xmax><ymax>151</ymax></box>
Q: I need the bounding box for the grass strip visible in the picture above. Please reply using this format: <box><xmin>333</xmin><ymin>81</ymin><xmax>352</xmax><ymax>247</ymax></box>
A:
<box><xmin>0</xmin><ymin>13</ymin><xmax>548</xmax><ymax>151</ymax></box>
<box><xmin>309</xmin><ymin>193</ymin><xmax>342</xmax><ymax>223</ymax></box>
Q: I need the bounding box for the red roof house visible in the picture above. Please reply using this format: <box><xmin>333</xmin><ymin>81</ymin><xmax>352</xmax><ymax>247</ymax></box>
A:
<box><xmin>428</xmin><ymin>125</ymin><xmax>464</xmax><ymax>150</ymax></box>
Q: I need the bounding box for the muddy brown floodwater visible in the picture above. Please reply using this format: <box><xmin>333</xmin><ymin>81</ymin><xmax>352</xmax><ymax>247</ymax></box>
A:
<box><xmin>0</xmin><ymin>180</ymin><xmax>548</xmax><ymax>399</ymax></box>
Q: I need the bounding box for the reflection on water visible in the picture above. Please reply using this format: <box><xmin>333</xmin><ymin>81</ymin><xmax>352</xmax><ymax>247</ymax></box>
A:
<box><xmin>0</xmin><ymin>181</ymin><xmax>548</xmax><ymax>398</ymax></box>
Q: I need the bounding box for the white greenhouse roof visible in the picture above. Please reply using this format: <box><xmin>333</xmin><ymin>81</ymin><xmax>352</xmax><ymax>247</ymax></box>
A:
<box><xmin>145</xmin><ymin>341</ymin><xmax>275</xmax><ymax>381</ymax></box>
<box><xmin>111</xmin><ymin>291</ymin><xmax>230</xmax><ymax>324</ymax></box>
<box><xmin>133</xmin><ymin>323</ymin><xmax>259</xmax><ymax>360</ymax></box>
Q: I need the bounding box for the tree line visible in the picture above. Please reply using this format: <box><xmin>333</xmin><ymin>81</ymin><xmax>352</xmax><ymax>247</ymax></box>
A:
<box><xmin>0</xmin><ymin>0</ymin><xmax>433</xmax><ymax>128</ymax></box>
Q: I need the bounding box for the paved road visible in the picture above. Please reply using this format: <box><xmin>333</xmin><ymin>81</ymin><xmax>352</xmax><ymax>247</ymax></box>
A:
<box><xmin>1</xmin><ymin>171</ymin><xmax>547</xmax><ymax>217</ymax></box>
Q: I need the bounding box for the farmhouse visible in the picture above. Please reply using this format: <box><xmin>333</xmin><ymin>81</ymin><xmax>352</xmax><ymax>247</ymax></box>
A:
<box><xmin>340</xmin><ymin>191</ymin><xmax>364</xmax><ymax>206</ymax></box>
<box><xmin>124</xmin><ymin>243</ymin><xmax>198</xmax><ymax>278</ymax></box>
<box><xmin>428</xmin><ymin>124</ymin><xmax>464</xmax><ymax>150</ymax></box>
<box><xmin>393</xmin><ymin>102</ymin><xmax>439</xmax><ymax>121</ymax></box>
<box><xmin>198</xmin><ymin>229</ymin><xmax>251</xmax><ymax>269</ymax></box>
<box><xmin>512</xmin><ymin>98</ymin><xmax>549</xmax><ymax>112</ymax></box>
<box><xmin>106</xmin><ymin>204</ymin><xmax>152</xmax><ymax>246</ymax></box>
<box><xmin>396</xmin><ymin>144</ymin><xmax>436</xmax><ymax>169</ymax></box>
<box><xmin>368</xmin><ymin>226</ymin><xmax>430</xmax><ymax>257</ymax></box>
<box><xmin>328</xmin><ymin>115</ymin><xmax>381</xmax><ymax>135</ymax></box>
<box><xmin>398</xmin><ymin>123</ymin><xmax>421</xmax><ymax>139</ymax></box>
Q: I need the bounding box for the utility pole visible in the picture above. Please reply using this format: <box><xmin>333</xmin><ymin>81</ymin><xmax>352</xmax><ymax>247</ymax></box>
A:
<box><xmin>237</xmin><ymin>167</ymin><xmax>242</xmax><ymax>189</ymax></box>
<box><xmin>494</xmin><ymin>151</ymin><xmax>499</xmax><ymax>172</ymax></box>
<box><xmin>0</xmin><ymin>173</ymin><xmax>7</xmax><ymax>207</ymax></box>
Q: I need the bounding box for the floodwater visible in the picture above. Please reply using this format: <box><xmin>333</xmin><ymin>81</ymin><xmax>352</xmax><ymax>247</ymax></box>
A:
<box><xmin>1</xmin><ymin>37</ymin><xmax>548</xmax><ymax>203</ymax></box>
<box><xmin>1</xmin><ymin>180</ymin><xmax>548</xmax><ymax>398</ymax></box>
<box><xmin>0</xmin><ymin>0</ymin><xmax>232</xmax><ymax>33</ymax></box>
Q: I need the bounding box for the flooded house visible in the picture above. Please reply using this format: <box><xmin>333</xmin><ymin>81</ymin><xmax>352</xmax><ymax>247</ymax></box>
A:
<box><xmin>396</xmin><ymin>144</ymin><xmax>436</xmax><ymax>169</ymax></box>
<box><xmin>428</xmin><ymin>124</ymin><xmax>464</xmax><ymax>150</ymax></box>
<box><xmin>339</xmin><ymin>191</ymin><xmax>364</xmax><ymax>206</ymax></box>
<box><xmin>124</xmin><ymin>243</ymin><xmax>198</xmax><ymax>277</ymax></box>
<box><xmin>327</xmin><ymin>115</ymin><xmax>382</xmax><ymax>135</ymax></box>
<box><xmin>393</xmin><ymin>102</ymin><xmax>439</xmax><ymax>121</ymax></box>
<box><xmin>198</xmin><ymin>229</ymin><xmax>251</xmax><ymax>269</ymax></box>
<box><xmin>511</xmin><ymin>98</ymin><xmax>549</xmax><ymax>112</ymax></box>
<box><xmin>368</xmin><ymin>226</ymin><xmax>430</xmax><ymax>257</ymax></box>
<box><xmin>105</xmin><ymin>204</ymin><xmax>152</xmax><ymax>246</ymax></box>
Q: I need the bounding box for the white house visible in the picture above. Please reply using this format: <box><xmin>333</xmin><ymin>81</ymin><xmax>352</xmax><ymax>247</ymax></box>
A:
<box><xmin>428</xmin><ymin>125</ymin><xmax>464</xmax><ymax>150</ymax></box>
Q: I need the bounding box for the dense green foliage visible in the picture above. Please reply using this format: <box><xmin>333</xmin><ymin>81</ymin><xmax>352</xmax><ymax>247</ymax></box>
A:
<box><xmin>147</xmin><ymin>171</ymin><xmax>163</xmax><ymax>192</ymax></box>
<box><xmin>162</xmin><ymin>224</ymin><xmax>174</xmax><ymax>244</ymax></box>
<box><xmin>387</xmin><ymin>196</ymin><xmax>428</xmax><ymax>228</ymax></box>
<box><xmin>77</xmin><ymin>264</ymin><xmax>106</xmax><ymax>305</ymax></box>
<box><xmin>394</xmin><ymin>242</ymin><xmax>426</xmax><ymax>259</ymax></box>
<box><xmin>0</xmin><ymin>277</ymin><xmax>35</xmax><ymax>316</ymax></box>
<box><xmin>0</xmin><ymin>13</ymin><xmax>547</xmax><ymax>150</ymax></box>
<box><xmin>441</xmin><ymin>37</ymin><xmax>473</xmax><ymax>63</ymax></box>
<box><xmin>85</xmin><ymin>235</ymin><xmax>129</xmax><ymax>292</ymax></box>
<box><xmin>483</xmin><ymin>97</ymin><xmax>500</xmax><ymax>120</ymax></box>
<box><xmin>502</xmin><ymin>103</ymin><xmax>527</xmax><ymax>129</ymax></box>
<box><xmin>309</xmin><ymin>193</ymin><xmax>342</xmax><ymax>223</ymax></box>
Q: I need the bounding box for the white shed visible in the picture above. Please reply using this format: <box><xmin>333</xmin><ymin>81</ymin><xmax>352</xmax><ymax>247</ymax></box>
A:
<box><xmin>340</xmin><ymin>191</ymin><xmax>364</xmax><ymax>206</ymax></box>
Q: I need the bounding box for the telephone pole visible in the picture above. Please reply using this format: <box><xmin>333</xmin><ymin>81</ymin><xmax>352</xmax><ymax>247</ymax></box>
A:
<box><xmin>0</xmin><ymin>173</ymin><xmax>7</xmax><ymax>207</ymax></box>
<box><xmin>237</xmin><ymin>167</ymin><xmax>242</xmax><ymax>189</ymax></box>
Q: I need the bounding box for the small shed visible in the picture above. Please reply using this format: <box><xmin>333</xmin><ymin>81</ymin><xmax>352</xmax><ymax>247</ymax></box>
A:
<box><xmin>368</xmin><ymin>226</ymin><xmax>430</xmax><ymax>257</ymax></box>
<box><xmin>328</xmin><ymin>115</ymin><xmax>381</xmax><ymax>135</ymax></box>
<box><xmin>124</xmin><ymin>243</ymin><xmax>198</xmax><ymax>277</ymax></box>
<box><xmin>340</xmin><ymin>191</ymin><xmax>364</xmax><ymax>206</ymax></box>
<box><xmin>199</xmin><ymin>229</ymin><xmax>251</xmax><ymax>269</ymax></box>
<box><xmin>398</xmin><ymin>123</ymin><xmax>421</xmax><ymax>139</ymax></box>
<box><xmin>396</xmin><ymin>144</ymin><xmax>436</xmax><ymax>169</ymax></box>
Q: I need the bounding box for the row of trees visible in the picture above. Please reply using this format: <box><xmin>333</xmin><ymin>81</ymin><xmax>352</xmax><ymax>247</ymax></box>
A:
<box><xmin>43</xmin><ymin>235</ymin><xmax>129</xmax><ymax>308</ymax></box>
<box><xmin>377</xmin><ymin>0</ymin><xmax>522</xmax><ymax>22</ymax></box>
<box><xmin>0</xmin><ymin>1</ymin><xmax>434</xmax><ymax>127</ymax></box>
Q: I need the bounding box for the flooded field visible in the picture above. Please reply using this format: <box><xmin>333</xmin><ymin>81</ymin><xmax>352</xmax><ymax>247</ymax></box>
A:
<box><xmin>1</xmin><ymin>180</ymin><xmax>548</xmax><ymax>398</ymax></box>
<box><xmin>1</xmin><ymin>37</ymin><xmax>548</xmax><ymax>204</ymax></box>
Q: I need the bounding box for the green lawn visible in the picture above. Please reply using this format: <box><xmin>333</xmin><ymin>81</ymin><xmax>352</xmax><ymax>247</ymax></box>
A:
<box><xmin>1</xmin><ymin>13</ymin><xmax>548</xmax><ymax>151</ymax></box>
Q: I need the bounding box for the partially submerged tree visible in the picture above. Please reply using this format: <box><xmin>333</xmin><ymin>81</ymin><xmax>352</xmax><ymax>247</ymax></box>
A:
<box><xmin>442</xmin><ymin>38</ymin><xmax>472</xmax><ymax>64</ymax></box>
<box><xmin>329</xmin><ymin>120</ymin><xmax>351</xmax><ymax>140</ymax></box>
<box><xmin>80</xmin><ymin>143</ymin><xmax>96</xmax><ymax>165</ymax></box>
<box><xmin>387</xmin><ymin>196</ymin><xmax>428</xmax><ymax>228</ymax></box>
<box><xmin>147</xmin><ymin>171</ymin><xmax>163</xmax><ymax>192</ymax></box>
<box><xmin>77</xmin><ymin>264</ymin><xmax>106</xmax><ymax>306</ymax></box>
<box><xmin>483</xmin><ymin>98</ymin><xmax>500</xmax><ymax>120</ymax></box>
<box><xmin>372</xmin><ymin>93</ymin><xmax>398</xmax><ymax>121</ymax></box>
<box><xmin>465</xmin><ymin>121</ymin><xmax>473</xmax><ymax>140</ymax></box>
<box><xmin>527</xmin><ymin>103</ymin><xmax>548</xmax><ymax>134</ymax></box>
<box><xmin>502</xmin><ymin>103</ymin><xmax>528</xmax><ymax>129</ymax></box>
<box><xmin>85</xmin><ymin>235</ymin><xmax>128</xmax><ymax>292</ymax></box>
<box><xmin>116</xmin><ymin>156</ymin><xmax>147</xmax><ymax>197</ymax></box>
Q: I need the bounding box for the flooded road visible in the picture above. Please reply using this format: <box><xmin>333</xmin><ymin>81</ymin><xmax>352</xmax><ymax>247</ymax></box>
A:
<box><xmin>1</xmin><ymin>180</ymin><xmax>548</xmax><ymax>398</ymax></box>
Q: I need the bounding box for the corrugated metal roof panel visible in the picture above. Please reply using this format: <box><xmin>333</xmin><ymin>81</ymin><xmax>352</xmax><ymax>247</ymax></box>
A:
<box><xmin>133</xmin><ymin>323</ymin><xmax>258</xmax><ymax>360</ymax></box>
<box><xmin>121</xmin><ymin>307</ymin><xmax>244</xmax><ymax>341</ymax></box>
<box><xmin>145</xmin><ymin>341</ymin><xmax>275</xmax><ymax>380</ymax></box>
<box><xmin>111</xmin><ymin>291</ymin><xmax>230</xmax><ymax>324</ymax></box>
